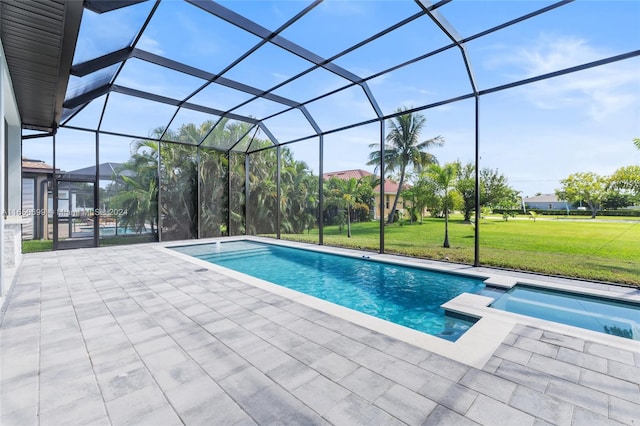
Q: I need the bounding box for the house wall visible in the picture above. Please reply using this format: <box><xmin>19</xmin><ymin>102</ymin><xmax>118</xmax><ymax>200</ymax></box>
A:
<box><xmin>21</xmin><ymin>177</ymin><xmax>34</xmax><ymax>238</ymax></box>
<box><xmin>1</xmin><ymin>38</ymin><xmax>24</xmax><ymax>313</ymax></box>
<box><xmin>6</xmin><ymin>122</ymin><xmax>21</xmax><ymax>211</ymax></box>
<box><xmin>373</xmin><ymin>193</ymin><xmax>406</xmax><ymax>220</ymax></box>
<box><xmin>524</xmin><ymin>201</ymin><xmax>569</xmax><ymax>210</ymax></box>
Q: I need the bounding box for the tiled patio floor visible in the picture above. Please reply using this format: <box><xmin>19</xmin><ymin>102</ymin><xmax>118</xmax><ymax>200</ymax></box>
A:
<box><xmin>1</xmin><ymin>242</ymin><xmax>639</xmax><ymax>425</ymax></box>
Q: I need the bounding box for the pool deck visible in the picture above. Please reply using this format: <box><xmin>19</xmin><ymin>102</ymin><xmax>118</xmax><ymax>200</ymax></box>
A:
<box><xmin>1</xmin><ymin>238</ymin><xmax>639</xmax><ymax>425</ymax></box>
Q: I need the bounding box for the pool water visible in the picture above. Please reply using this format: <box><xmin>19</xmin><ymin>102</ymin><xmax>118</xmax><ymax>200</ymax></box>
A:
<box><xmin>491</xmin><ymin>285</ymin><xmax>640</xmax><ymax>340</ymax></box>
<box><xmin>99</xmin><ymin>226</ymin><xmax>150</xmax><ymax>236</ymax></box>
<box><xmin>173</xmin><ymin>241</ymin><xmax>485</xmax><ymax>342</ymax></box>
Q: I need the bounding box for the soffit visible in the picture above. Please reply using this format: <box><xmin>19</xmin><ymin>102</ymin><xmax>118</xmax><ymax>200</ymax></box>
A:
<box><xmin>0</xmin><ymin>0</ymin><xmax>83</xmax><ymax>132</ymax></box>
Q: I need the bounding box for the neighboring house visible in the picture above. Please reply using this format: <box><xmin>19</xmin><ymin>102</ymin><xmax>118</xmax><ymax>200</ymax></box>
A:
<box><xmin>322</xmin><ymin>169</ymin><xmax>408</xmax><ymax>220</ymax></box>
<box><xmin>21</xmin><ymin>158</ymin><xmax>57</xmax><ymax>240</ymax></box>
<box><xmin>22</xmin><ymin>161</ymin><xmax>130</xmax><ymax>241</ymax></box>
<box><xmin>65</xmin><ymin>162</ymin><xmax>131</xmax><ymax>180</ymax></box>
<box><xmin>522</xmin><ymin>194</ymin><xmax>569</xmax><ymax>210</ymax></box>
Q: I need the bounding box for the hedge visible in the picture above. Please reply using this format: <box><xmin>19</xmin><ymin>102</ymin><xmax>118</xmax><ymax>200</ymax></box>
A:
<box><xmin>491</xmin><ymin>208</ymin><xmax>640</xmax><ymax>217</ymax></box>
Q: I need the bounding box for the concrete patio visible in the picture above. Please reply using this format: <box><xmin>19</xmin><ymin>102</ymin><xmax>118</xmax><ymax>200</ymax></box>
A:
<box><xmin>1</xmin><ymin>242</ymin><xmax>639</xmax><ymax>425</ymax></box>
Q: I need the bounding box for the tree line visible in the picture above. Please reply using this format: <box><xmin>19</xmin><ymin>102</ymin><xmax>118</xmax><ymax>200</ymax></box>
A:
<box><xmin>555</xmin><ymin>140</ymin><xmax>640</xmax><ymax>218</ymax></box>
<box><xmin>105</xmin><ymin>110</ymin><xmax>639</xmax><ymax>245</ymax></box>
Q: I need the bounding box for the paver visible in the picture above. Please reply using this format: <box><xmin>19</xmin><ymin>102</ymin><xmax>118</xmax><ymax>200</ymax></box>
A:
<box><xmin>465</xmin><ymin>394</ymin><xmax>536</xmax><ymax>426</ymax></box>
<box><xmin>38</xmin><ymin>393</ymin><xmax>109</xmax><ymax>426</ymax></box>
<box><xmin>266</xmin><ymin>358</ymin><xmax>320</xmax><ymax>391</ymax></box>
<box><xmin>509</xmin><ymin>385</ymin><xmax>574</xmax><ymax>425</ymax></box>
<box><xmin>311</xmin><ymin>351</ymin><xmax>360</xmax><ymax>381</ymax></box>
<box><xmin>459</xmin><ymin>368</ymin><xmax>518</xmax><ymax>403</ymax></box>
<box><xmin>423</xmin><ymin>405</ymin><xmax>480</xmax><ymax>426</ymax></box>
<box><xmin>419</xmin><ymin>352</ymin><xmax>470</xmax><ymax>382</ymax></box>
<box><xmin>514</xmin><ymin>335</ymin><xmax>559</xmax><ymax>358</ymax></box>
<box><xmin>1</xmin><ymin>245</ymin><xmax>639</xmax><ymax>426</ymax></box>
<box><xmin>494</xmin><ymin>343</ymin><xmax>533</xmax><ymax>365</ymax></box>
<box><xmin>555</xmin><ymin>346</ymin><xmax>608</xmax><ymax>373</ymax></box>
<box><xmin>292</xmin><ymin>374</ymin><xmax>352</xmax><ymax>416</ymax></box>
<box><xmin>585</xmin><ymin>342</ymin><xmax>636</xmax><ymax>365</ymax></box>
<box><xmin>324</xmin><ymin>393</ymin><xmax>405</xmax><ymax>426</ymax></box>
<box><xmin>494</xmin><ymin>359</ymin><xmax>552</xmax><ymax>393</ymax></box>
<box><xmin>526</xmin><ymin>353</ymin><xmax>582</xmax><ymax>383</ymax></box>
<box><xmin>339</xmin><ymin>367</ymin><xmax>395</xmax><ymax>402</ymax></box>
<box><xmin>545</xmin><ymin>378</ymin><xmax>609</xmax><ymax>416</ymax></box>
<box><xmin>417</xmin><ymin>373</ymin><xmax>479</xmax><ymax>414</ymax></box>
<box><xmin>374</xmin><ymin>383</ymin><xmax>438</xmax><ymax>425</ymax></box>
<box><xmin>376</xmin><ymin>360</ymin><xmax>436</xmax><ymax>391</ymax></box>
<box><xmin>579</xmin><ymin>369</ymin><xmax>640</xmax><ymax>403</ymax></box>
<box><xmin>572</xmin><ymin>407</ymin><xmax>627</xmax><ymax>426</ymax></box>
<box><xmin>104</xmin><ymin>384</ymin><xmax>168</xmax><ymax>425</ymax></box>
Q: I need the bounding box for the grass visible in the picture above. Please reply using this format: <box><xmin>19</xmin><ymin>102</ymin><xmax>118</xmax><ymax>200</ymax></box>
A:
<box><xmin>22</xmin><ymin>215</ymin><xmax>639</xmax><ymax>286</ymax></box>
<box><xmin>280</xmin><ymin>214</ymin><xmax>640</xmax><ymax>287</ymax></box>
<box><xmin>99</xmin><ymin>235</ymin><xmax>157</xmax><ymax>246</ymax></box>
<box><xmin>22</xmin><ymin>240</ymin><xmax>53</xmax><ymax>253</ymax></box>
<box><xmin>22</xmin><ymin>235</ymin><xmax>156</xmax><ymax>253</ymax></box>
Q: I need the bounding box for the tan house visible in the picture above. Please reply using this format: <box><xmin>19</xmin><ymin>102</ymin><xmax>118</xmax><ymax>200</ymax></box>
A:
<box><xmin>322</xmin><ymin>169</ymin><xmax>408</xmax><ymax>220</ymax></box>
<box><xmin>21</xmin><ymin>158</ymin><xmax>57</xmax><ymax>240</ymax></box>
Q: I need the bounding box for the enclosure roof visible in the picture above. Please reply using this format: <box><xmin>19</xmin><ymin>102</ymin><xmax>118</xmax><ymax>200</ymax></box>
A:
<box><xmin>3</xmin><ymin>1</ymin><xmax>639</xmax><ymax>153</ymax></box>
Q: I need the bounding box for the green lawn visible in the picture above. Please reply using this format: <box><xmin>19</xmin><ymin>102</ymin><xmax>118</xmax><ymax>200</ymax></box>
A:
<box><xmin>280</xmin><ymin>215</ymin><xmax>640</xmax><ymax>287</ymax></box>
<box><xmin>22</xmin><ymin>240</ymin><xmax>53</xmax><ymax>253</ymax></box>
<box><xmin>22</xmin><ymin>215</ymin><xmax>639</xmax><ymax>286</ymax></box>
<box><xmin>22</xmin><ymin>235</ymin><xmax>156</xmax><ymax>253</ymax></box>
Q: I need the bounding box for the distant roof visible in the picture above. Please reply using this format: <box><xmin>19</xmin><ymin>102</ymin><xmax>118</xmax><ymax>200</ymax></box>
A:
<box><xmin>22</xmin><ymin>158</ymin><xmax>55</xmax><ymax>173</ymax></box>
<box><xmin>324</xmin><ymin>169</ymin><xmax>407</xmax><ymax>195</ymax></box>
<box><xmin>377</xmin><ymin>181</ymin><xmax>408</xmax><ymax>195</ymax></box>
<box><xmin>523</xmin><ymin>194</ymin><xmax>562</xmax><ymax>203</ymax></box>
<box><xmin>65</xmin><ymin>162</ymin><xmax>133</xmax><ymax>180</ymax></box>
<box><xmin>323</xmin><ymin>169</ymin><xmax>374</xmax><ymax>181</ymax></box>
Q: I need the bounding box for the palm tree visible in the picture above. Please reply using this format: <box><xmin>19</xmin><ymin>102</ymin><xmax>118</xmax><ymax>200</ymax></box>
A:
<box><xmin>112</xmin><ymin>139</ymin><xmax>160</xmax><ymax>237</ymax></box>
<box><xmin>280</xmin><ymin>152</ymin><xmax>317</xmax><ymax>234</ymax></box>
<box><xmin>199</xmin><ymin>147</ymin><xmax>228</xmax><ymax>237</ymax></box>
<box><xmin>428</xmin><ymin>162</ymin><xmax>459</xmax><ymax>248</ymax></box>
<box><xmin>228</xmin><ymin>152</ymin><xmax>246</xmax><ymax>235</ymax></box>
<box><xmin>368</xmin><ymin>107</ymin><xmax>443</xmax><ymax>223</ymax></box>
<box><xmin>339</xmin><ymin>178</ymin><xmax>359</xmax><ymax>237</ymax></box>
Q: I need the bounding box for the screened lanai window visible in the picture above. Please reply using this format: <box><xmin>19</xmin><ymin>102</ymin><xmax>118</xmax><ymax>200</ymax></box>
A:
<box><xmin>43</xmin><ymin>0</ymin><xmax>639</xmax><ymax>286</ymax></box>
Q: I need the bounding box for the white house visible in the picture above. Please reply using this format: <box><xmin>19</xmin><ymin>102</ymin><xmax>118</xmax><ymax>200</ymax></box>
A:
<box><xmin>522</xmin><ymin>194</ymin><xmax>570</xmax><ymax>210</ymax></box>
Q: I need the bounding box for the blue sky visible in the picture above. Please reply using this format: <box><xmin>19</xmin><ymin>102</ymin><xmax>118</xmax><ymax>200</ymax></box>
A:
<box><xmin>23</xmin><ymin>0</ymin><xmax>640</xmax><ymax>197</ymax></box>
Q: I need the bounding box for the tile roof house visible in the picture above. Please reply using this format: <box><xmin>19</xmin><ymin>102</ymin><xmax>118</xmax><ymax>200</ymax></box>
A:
<box><xmin>323</xmin><ymin>169</ymin><xmax>409</xmax><ymax>220</ymax></box>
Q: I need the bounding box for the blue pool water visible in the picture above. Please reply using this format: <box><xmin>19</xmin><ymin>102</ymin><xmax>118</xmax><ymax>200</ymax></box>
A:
<box><xmin>99</xmin><ymin>226</ymin><xmax>150</xmax><ymax>236</ymax></box>
<box><xmin>172</xmin><ymin>241</ymin><xmax>486</xmax><ymax>341</ymax></box>
<box><xmin>491</xmin><ymin>285</ymin><xmax>640</xmax><ymax>340</ymax></box>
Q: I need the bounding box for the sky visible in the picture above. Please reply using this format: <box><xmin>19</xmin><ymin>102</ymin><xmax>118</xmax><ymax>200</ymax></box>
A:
<box><xmin>22</xmin><ymin>0</ymin><xmax>640</xmax><ymax>197</ymax></box>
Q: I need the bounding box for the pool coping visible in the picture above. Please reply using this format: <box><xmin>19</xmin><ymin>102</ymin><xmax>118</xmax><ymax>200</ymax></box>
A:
<box><xmin>157</xmin><ymin>236</ymin><xmax>640</xmax><ymax>369</ymax></box>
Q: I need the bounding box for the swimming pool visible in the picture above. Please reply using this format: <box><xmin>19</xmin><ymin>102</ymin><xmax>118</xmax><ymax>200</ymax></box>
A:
<box><xmin>491</xmin><ymin>285</ymin><xmax>640</xmax><ymax>340</ymax></box>
<box><xmin>172</xmin><ymin>240</ymin><xmax>486</xmax><ymax>342</ymax></box>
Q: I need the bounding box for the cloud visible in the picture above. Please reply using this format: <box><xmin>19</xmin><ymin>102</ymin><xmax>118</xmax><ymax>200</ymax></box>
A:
<box><xmin>491</xmin><ymin>34</ymin><xmax>639</xmax><ymax>120</ymax></box>
<box><xmin>272</xmin><ymin>72</ymin><xmax>290</xmax><ymax>81</ymax></box>
<box><xmin>319</xmin><ymin>0</ymin><xmax>367</xmax><ymax>17</ymax></box>
<box><xmin>137</xmin><ymin>36</ymin><xmax>164</xmax><ymax>56</ymax></box>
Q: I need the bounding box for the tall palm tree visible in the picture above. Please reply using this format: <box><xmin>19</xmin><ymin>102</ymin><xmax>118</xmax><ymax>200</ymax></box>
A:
<box><xmin>280</xmin><ymin>152</ymin><xmax>317</xmax><ymax>234</ymax></box>
<box><xmin>368</xmin><ymin>107</ymin><xmax>444</xmax><ymax>223</ymax></box>
<box><xmin>339</xmin><ymin>177</ymin><xmax>359</xmax><ymax>238</ymax></box>
<box><xmin>428</xmin><ymin>162</ymin><xmax>459</xmax><ymax>248</ymax></box>
<box><xmin>199</xmin><ymin>147</ymin><xmax>228</xmax><ymax>237</ymax></box>
<box><xmin>112</xmin><ymin>139</ymin><xmax>159</xmax><ymax>237</ymax></box>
